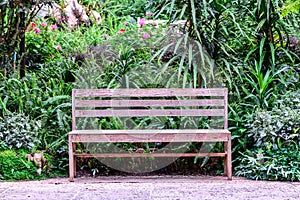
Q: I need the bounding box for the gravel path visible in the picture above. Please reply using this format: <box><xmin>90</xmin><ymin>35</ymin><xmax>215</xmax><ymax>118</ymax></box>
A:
<box><xmin>0</xmin><ymin>176</ymin><xmax>299</xmax><ymax>200</ymax></box>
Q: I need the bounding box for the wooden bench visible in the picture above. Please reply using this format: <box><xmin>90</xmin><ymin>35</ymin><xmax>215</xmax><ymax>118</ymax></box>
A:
<box><xmin>68</xmin><ymin>88</ymin><xmax>232</xmax><ymax>181</ymax></box>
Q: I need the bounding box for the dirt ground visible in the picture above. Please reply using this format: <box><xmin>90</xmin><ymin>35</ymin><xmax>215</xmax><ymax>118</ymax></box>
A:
<box><xmin>0</xmin><ymin>175</ymin><xmax>299</xmax><ymax>200</ymax></box>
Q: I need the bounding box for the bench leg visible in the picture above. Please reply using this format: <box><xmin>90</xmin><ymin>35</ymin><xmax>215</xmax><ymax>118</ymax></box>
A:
<box><xmin>69</xmin><ymin>135</ymin><xmax>75</xmax><ymax>182</ymax></box>
<box><xmin>227</xmin><ymin>136</ymin><xmax>232</xmax><ymax>180</ymax></box>
<box><xmin>224</xmin><ymin>142</ymin><xmax>228</xmax><ymax>176</ymax></box>
<box><xmin>73</xmin><ymin>143</ymin><xmax>77</xmax><ymax>177</ymax></box>
<box><xmin>224</xmin><ymin>139</ymin><xmax>232</xmax><ymax>180</ymax></box>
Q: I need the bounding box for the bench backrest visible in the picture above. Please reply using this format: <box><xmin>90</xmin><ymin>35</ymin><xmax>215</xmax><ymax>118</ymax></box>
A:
<box><xmin>72</xmin><ymin>88</ymin><xmax>228</xmax><ymax>130</ymax></box>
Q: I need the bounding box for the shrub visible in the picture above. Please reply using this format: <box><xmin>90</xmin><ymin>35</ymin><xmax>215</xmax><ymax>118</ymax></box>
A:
<box><xmin>235</xmin><ymin>143</ymin><xmax>300</xmax><ymax>181</ymax></box>
<box><xmin>235</xmin><ymin>89</ymin><xmax>300</xmax><ymax>181</ymax></box>
<box><xmin>0</xmin><ymin>112</ymin><xmax>40</xmax><ymax>150</ymax></box>
<box><xmin>0</xmin><ymin>141</ymin><xmax>8</xmax><ymax>150</ymax></box>
<box><xmin>25</xmin><ymin>20</ymin><xmax>62</xmax><ymax>69</ymax></box>
<box><xmin>246</xmin><ymin>90</ymin><xmax>300</xmax><ymax>148</ymax></box>
<box><xmin>0</xmin><ymin>150</ymin><xmax>38</xmax><ymax>181</ymax></box>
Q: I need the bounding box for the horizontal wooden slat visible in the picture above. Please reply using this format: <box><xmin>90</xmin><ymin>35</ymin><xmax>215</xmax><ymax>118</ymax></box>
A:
<box><xmin>70</xmin><ymin>134</ymin><xmax>229</xmax><ymax>142</ymax></box>
<box><xmin>74</xmin><ymin>88</ymin><xmax>227</xmax><ymax>97</ymax></box>
<box><xmin>69</xmin><ymin>130</ymin><xmax>230</xmax><ymax>142</ymax></box>
<box><xmin>74</xmin><ymin>153</ymin><xmax>226</xmax><ymax>158</ymax></box>
<box><xmin>75</xmin><ymin>109</ymin><xmax>225</xmax><ymax>117</ymax></box>
<box><xmin>70</xmin><ymin>129</ymin><xmax>230</xmax><ymax>134</ymax></box>
<box><xmin>75</xmin><ymin>99</ymin><xmax>225</xmax><ymax>107</ymax></box>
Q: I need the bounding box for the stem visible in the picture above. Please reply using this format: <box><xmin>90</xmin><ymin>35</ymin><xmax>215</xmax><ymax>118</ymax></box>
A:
<box><xmin>20</xmin><ymin>6</ymin><xmax>25</xmax><ymax>78</ymax></box>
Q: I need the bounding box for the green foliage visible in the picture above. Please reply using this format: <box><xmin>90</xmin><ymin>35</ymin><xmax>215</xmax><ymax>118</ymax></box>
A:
<box><xmin>241</xmin><ymin>60</ymin><xmax>289</xmax><ymax>108</ymax></box>
<box><xmin>153</xmin><ymin>0</ymin><xmax>299</xmax><ymax>91</ymax></box>
<box><xmin>145</xmin><ymin>0</ymin><xmax>177</xmax><ymax>19</ymax></box>
<box><xmin>0</xmin><ymin>0</ymin><xmax>51</xmax><ymax>75</ymax></box>
<box><xmin>0</xmin><ymin>150</ymin><xmax>38</xmax><ymax>181</ymax></box>
<box><xmin>105</xmin><ymin>0</ymin><xmax>149</xmax><ymax>19</ymax></box>
<box><xmin>246</xmin><ymin>90</ymin><xmax>300</xmax><ymax>148</ymax></box>
<box><xmin>280</xmin><ymin>0</ymin><xmax>300</xmax><ymax>17</ymax></box>
<box><xmin>0</xmin><ymin>112</ymin><xmax>40</xmax><ymax>150</ymax></box>
<box><xmin>228</xmin><ymin>102</ymin><xmax>252</xmax><ymax>156</ymax></box>
<box><xmin>235</xmin><ymin>89</ymin><xmax>300</xmax><ymax>181</ymax></box>
<box><xmin>73</xmin><ymin>22</ymin><xmax>168</xmax><ymax>89</ymax></box>
<box><xmin>0</xmin><ymin>0</ymin><xmax>299</xmax><ymax>178</ymax></box>
<box><xmin>235</xmin><ymin>143</ymin><xmax>300</xmax><ymax>181</ymax></box>
<box><xmin>25</xmin><ymin>21</ymin><xmax>62</xmax><ymax>69</ymax></box>
<box><xmin>0</xmin><ymin>141</ymin><xmax>8</xmax><ymax>150</ymax></box>
<box><xmin>0</xmin><ymin>71</ymin><xmax>72</xmax><ymax>176</ymax></box>
<box><xmin>78</xmin><ymin>0</ymin><xmax>103</xmax><ymax>8</ymax></box>
<box><xmin>0</xmin><ymin>72</ymin><xmax>72</xmax><ymax>121</ymax></box>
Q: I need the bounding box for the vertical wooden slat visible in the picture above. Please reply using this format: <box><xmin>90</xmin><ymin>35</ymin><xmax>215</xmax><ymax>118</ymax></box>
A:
<box><xmin>224</xmin><ymin>88</ymin><xmax>228</xmax><ymax>129</ymax></box>
<box><xmin>72</xmin><ymin>89</ymin><xmax>76</xmax><ymax>131</ymax></box>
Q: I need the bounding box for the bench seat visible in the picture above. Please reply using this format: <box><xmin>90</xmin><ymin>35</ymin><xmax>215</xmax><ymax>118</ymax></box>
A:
<box><xmin>69</xmin><ymin>129</ymin><xmax>230</xmax><ymax>142</ymax></box>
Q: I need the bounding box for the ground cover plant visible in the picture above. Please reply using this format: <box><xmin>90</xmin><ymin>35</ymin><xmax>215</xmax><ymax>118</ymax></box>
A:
<box><xmin>0</xmin><ymin>0</ymin><xmax>299</xmax><ymax>181</ymax></box>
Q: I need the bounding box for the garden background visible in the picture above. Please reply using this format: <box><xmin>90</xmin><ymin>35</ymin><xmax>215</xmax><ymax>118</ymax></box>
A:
<box><xmin>0</xmin><ymin>0</ymin><xmax>299</xmax><ymax>181</ymax></box>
